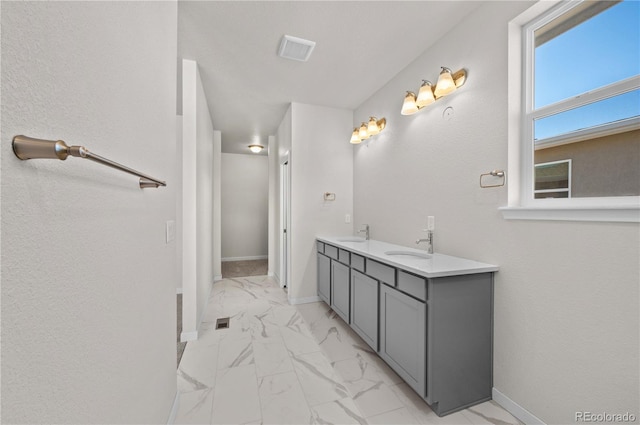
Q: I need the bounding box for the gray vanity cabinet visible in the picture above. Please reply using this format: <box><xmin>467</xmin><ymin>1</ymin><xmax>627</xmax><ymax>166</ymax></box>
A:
<box><xmin>350</xmin><ymin>270</ymin><xmax>378</xmax><ymax>351</ymax></box>
<box><xmin>317</xmin><ymin>252</ymin><xmax>331</xmax><ymax>304</ymax></box>
<box><xmin>316</xmin><ymin>238</ymin><xmax>495</xmax><ymax>417</ymax></box>
<box><xmin>379</xmin><ymin>283</ymin><xmax>426</xmax><ymax>396</ymax></box>
<box><xmin>426</xmin><ymin>273</ymin><xmax>493</xmax><ymax>416</ymax></box>
<box><xmin>330</xmin><ymin>260</ymin><xmax>350</xmax><ymax>323</ymax></box>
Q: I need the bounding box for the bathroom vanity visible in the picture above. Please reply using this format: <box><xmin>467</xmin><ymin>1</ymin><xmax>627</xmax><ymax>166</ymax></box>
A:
<box><xmin>316</xmin><ymin>236</ymin><xmax>498</xmax><ymax>416</ymax></box>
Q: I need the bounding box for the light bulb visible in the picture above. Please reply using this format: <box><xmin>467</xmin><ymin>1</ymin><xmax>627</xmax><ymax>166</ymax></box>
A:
<box><xmin>367</xmin><ymin>117</ymin><xmax>380</xmax><ymax>135</ymax></box>
<box><xmin>416</xmin><ymin>80</ymin><xmax>435</xmax><ymax>108</ymax></box>
<box><xmin>401</xmin><ymin>91</ymin><xmax>419</xmax><ymax>115</ymax></box>
<box><xmin>434</xmin><ymin>67</ymin><xmax>456</xmax><ymax>97</ymax></box>
<box><xmin>359</xmin><ymin>122</ymin><xmax>369</xmax><ymax>140</ymax></box>
<box><xmin>248</xmin><ymin>144</ymin><xmax>263</xmax><ymax>153</ymax></box>
<box><xmin>350</xmin><ymin>128</ymin><xmax>361</xmax><ymax>144</ymax></box>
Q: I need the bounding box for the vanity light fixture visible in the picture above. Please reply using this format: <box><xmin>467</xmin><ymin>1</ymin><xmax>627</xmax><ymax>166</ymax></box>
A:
<box><xmin>433</xmin><ymin>67</ymin><xmax>457</xmax><ymax>97</ymax></box>
<box><xmin>401</xmin><ymin>92</ymin><xmax>419</xmax><ymax>116</ymax></box>
<box><xmin>416</xmin><ymin>80</ymin><xmax>435</xmax><ymax>108</ymax></box>
<box><xmin>248</xmin><ymin>144</ymin><xmax>264</xmax><ymax>153</ymax></box>
<box><xmin>401</xmin><ymin>67</ymin><xmax>467</xmax><ymax>115</ymax></box>
<box><xmin>367</xmin><ymin>116</ymin><xmax>381</xmax><ymax>135</ymax></box>
<box><xmin>358</xmin><ymin>122</ymin><xmax>370</xmax><ymax>141</ymax></box>
<box><xmin>350</xmin><ymin>117</ymin><xmax>386</xmax><ymax>144</ymax></box>
<box><xmin>350</xmin><ymin>128</ymin><xmax>361</xmax><ymax>144</ymax></box>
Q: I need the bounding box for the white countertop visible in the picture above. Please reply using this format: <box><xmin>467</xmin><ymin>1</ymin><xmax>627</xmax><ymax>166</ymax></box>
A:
<box><xmin>317</xmin><ymin>236</ymin><xmax>498</xmax><ymax>279</ymax></box>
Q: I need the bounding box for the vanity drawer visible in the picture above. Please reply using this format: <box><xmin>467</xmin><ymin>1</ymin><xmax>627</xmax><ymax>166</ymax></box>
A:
<box><xmin>325</xmin><ymin>244</ymin><xmax>339</xmax><ymax>260</ymax></box>
<box><xmin>316</xmin><ymin>241</ymin><xmax>325</xmax><ymax>253</ymax></box>
<box><xmin>366</xmin><ymin>259</ymin><xmax>396</xmax><ymax>287</ymax></box>
<box><xmin>338</xmin><ymin>249</ymin><xmax>350</xmax><ymax>265</ymax></box>
<box><xmin>351</xmin><ymin>254</ymin><xmax>365</xmax><ymax>272</ymax></box>
<box><xmin>397</xmin><ymin>270</ymin><xmax>427</xmax><ymax>301</ymax></box>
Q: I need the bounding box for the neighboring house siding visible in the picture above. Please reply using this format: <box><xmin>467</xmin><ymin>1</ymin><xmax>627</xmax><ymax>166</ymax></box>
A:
<box><xmin>535</xmin><ymin>129</ymin><xmax>640</xmax><ymax>198</ymax></box>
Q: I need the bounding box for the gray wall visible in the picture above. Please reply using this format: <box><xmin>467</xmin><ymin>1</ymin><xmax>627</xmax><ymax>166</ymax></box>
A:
<box><xmin>221</xmin><ymin>153</ymin><xmax>269</xmax><ymax>260</ymax></box>
<box><xmin>271</xmin><ymin>103</ymin><xmax>354</xmax><ymax>301</ymax></box>
<box><xmin>181</xmin><ymin>59</ymin><xmax>217</xmax><ymax>338</ymax></box>
<box><xmin>289</xmin><ymin>103</ymin><xmax>354</xmax><ymax>302</ymax></box>
<box><xmin>1</xmin><ymin>2</ymin><xmax>178</xmax><ymax>422</ymax></box>
<box><xmin>352</xmin><ymin>2</ymin><xmax>639</xmax><ymax>424</ymax></box>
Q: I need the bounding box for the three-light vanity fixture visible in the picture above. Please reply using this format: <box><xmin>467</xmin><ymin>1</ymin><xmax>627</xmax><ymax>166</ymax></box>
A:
<box><xmin>350</xmin><ymin>116</ymin><xmax>386</xmax><ymax>144</ymax></box>
<box><xmin>401</xmin><ymin>67</ymin><xmax>467</xmax><ymax>115</ymax></box>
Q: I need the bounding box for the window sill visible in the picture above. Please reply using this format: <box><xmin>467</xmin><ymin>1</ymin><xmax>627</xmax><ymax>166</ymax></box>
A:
<box><xmin>499</xmin><ymin>205</ymin><xmax>639</xmax><ymax>223</ymax></box>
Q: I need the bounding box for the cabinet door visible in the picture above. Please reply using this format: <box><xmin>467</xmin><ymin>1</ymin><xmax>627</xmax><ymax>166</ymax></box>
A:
<box><xmin>379</xmin><ymin>284</ymin><xmax>426</xmax><ymax>397</ymax></box>
<box><xmin>350</xmin><ymin>270</ymin><xmax>378</xmax><ymax>351</ymax></box>
<box><xmin>317</xmin><ymin>253</ymin><xmax>331</xmax><ymax>305</ymax></box>
<box><xmin>330</xmin><ymin>260</ymin><xmax>350</xmax><ymax>323</ymax></box>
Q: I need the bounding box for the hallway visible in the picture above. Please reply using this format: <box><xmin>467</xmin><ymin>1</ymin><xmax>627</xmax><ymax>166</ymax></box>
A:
<box><xmin>221</xmin><ymin>259</ymin><xmax>268</xmax><ymax>278</ymax></box>
<box><xmin>173</xmin><ymin>276</ymin><xmax>522</xmax><ymax>425</ymax></box>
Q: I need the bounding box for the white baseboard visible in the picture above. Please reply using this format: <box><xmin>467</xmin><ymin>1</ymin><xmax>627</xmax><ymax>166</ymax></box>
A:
<box><xmin>221</xmin><ymin>255</ymin><xmax>268</xmax><ymax>262</ymax></box>
<box><xmin>167</xmin><ymin>391</ymin><xmax>179</xmax><ymax>424</ymax></box>
<box><xmin>176</xmin><ymin>287</ymin><xmax>183</xmax><ymax>295</ymax></box>
<box><xmin>180</xmin><ymin>330</ymin><xmax>198</xmax><ymax>342</ymax></box>
<box><xmin>213</xmin><ymin>274</ymin><xmax>223</xmax><ymax>282</ymax></box>
<box><xmin>288</xmin><ymin>295</ymin><xmax>321</xmax><ymax>305</ymax></box>
<box><xmin>492</xmin><ymin>387</ymin><xmax>546</xmax><ymax>425</ymax></box>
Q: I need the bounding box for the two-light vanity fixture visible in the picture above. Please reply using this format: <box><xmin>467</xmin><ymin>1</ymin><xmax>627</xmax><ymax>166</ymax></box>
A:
<box><xmin>350</xmin><ymin>116</ymin><xmax>386</xmax><ymax>144</ymax></box>
<box><xmin>401</xmin><ymin>66</ymin><xmax>466</xmax><ymax>115</ymax></box>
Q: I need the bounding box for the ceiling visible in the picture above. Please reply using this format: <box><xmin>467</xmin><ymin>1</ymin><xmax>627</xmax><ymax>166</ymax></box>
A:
<box><xmin>178</xmin><ymin>1</ymin><xmax>484</xmax><ymax>155</ymax></box>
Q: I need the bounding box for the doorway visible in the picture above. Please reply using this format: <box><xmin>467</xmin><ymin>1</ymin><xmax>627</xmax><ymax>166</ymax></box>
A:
<box><xmin>220</xmin><ymin>152</ymin><xmax>270</xmax><ymax>277</ymax></box>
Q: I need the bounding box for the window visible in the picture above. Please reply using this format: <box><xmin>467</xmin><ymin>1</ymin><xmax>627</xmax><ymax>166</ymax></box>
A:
<box><xmin>503</xmin><ymin>0</ymin><xmax>640</xmax><ymax>222</ymax></box>
<box><xmin>534</xmin><ymin>160</ymin><xmax>571</xmax><ymax>199</ymax></box>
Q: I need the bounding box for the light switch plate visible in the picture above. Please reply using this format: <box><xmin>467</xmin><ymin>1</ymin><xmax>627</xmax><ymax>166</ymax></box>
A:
<box><xmin>345</xmin><ymin>214</ymin><xmax>351</xmax><ymax>223</ymax></box>
<box><xmin>166</xmin><ymin>220</ymin><xmax>175</xmax><ymax>243</ymax></box>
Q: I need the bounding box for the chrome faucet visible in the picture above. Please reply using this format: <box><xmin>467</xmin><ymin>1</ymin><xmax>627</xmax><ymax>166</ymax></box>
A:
<box><xmin>416</xmin><ymin>230</ymin><xmax>434</xmax><ymax>254</ymax></box>
<box><xmin>358</xmin><ymin>224</ymin><xmax>370</xmax><ymax>240</ymax></box>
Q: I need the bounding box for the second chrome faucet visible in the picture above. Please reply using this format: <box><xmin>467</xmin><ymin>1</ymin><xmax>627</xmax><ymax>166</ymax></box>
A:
<box><xmin>416</xmin><ymin>230</ymin><xmax>434</xmax><ymax>254</ymax></box>
<box><xmin>357</xmin><ymin>224</ymin><xmax>370</xmax><ymax>240</ymax></box>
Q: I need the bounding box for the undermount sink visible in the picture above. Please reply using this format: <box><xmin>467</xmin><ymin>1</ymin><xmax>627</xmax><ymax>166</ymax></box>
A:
<box><xmin>385</xmin><ymin>250</ymin><xmax>432</xmax><ymax>259</ymax></box>
<box><xmin>336</xmin><ymin>237</ymin><xmax>367</xmax><ymax>243</ymax></box>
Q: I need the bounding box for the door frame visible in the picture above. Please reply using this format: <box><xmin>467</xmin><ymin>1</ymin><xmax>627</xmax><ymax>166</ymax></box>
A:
<box><xmin>279</xmin><ymin>153</ymin><xmax>291</xmax><ymax>289</ymax></box>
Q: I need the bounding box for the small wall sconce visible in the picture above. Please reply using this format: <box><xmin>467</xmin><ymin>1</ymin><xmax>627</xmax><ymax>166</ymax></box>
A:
<box><xmin>248</xmin><ymin>144</ymin><xmax>264</xmax><ymax>153</ymax></box>
<box><xmin>350</xmin><ymin>116</ymin><xmax>386</xmax><ymax>144</ymax></box>
<box><xmin>401</xmin><ymin>67</ymin><xmax>467</xmax><ymax>115</ymax></box>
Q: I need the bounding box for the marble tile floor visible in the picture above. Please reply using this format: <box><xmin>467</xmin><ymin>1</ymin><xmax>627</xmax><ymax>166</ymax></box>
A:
<box><xmin>174</xmin><ymin>276</ymin><xmax>523</xmax><ymax>425</ymax></box>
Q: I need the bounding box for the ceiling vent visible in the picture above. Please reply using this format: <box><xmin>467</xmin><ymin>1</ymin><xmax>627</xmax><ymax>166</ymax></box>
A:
<box><xmin>278</xmin><ymin>35</ymin><xmax>316</xmax><ymax>62</ymax></box>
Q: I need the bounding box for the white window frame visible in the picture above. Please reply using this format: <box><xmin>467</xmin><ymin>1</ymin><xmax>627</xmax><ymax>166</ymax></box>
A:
<box><xmin>501</xmin><ymin>0</ymin><xmax>640</xmax><ymax>222</ymax></box>
<box><xmin>534</xmin><ymin>159</ymin><xmax>571</xmax><ymax>199</ymax></box>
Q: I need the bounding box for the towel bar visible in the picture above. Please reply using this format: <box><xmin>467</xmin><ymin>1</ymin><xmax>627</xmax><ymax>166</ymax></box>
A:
<box><xmin>12</xmin><ymin>135</ymin><xmax>166</xmax><ymax>189</ymax></box>
<box><xmin>480</xmin><ymin>169</ymin><xmax>505</xmax><ymax>188</ymax></box>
